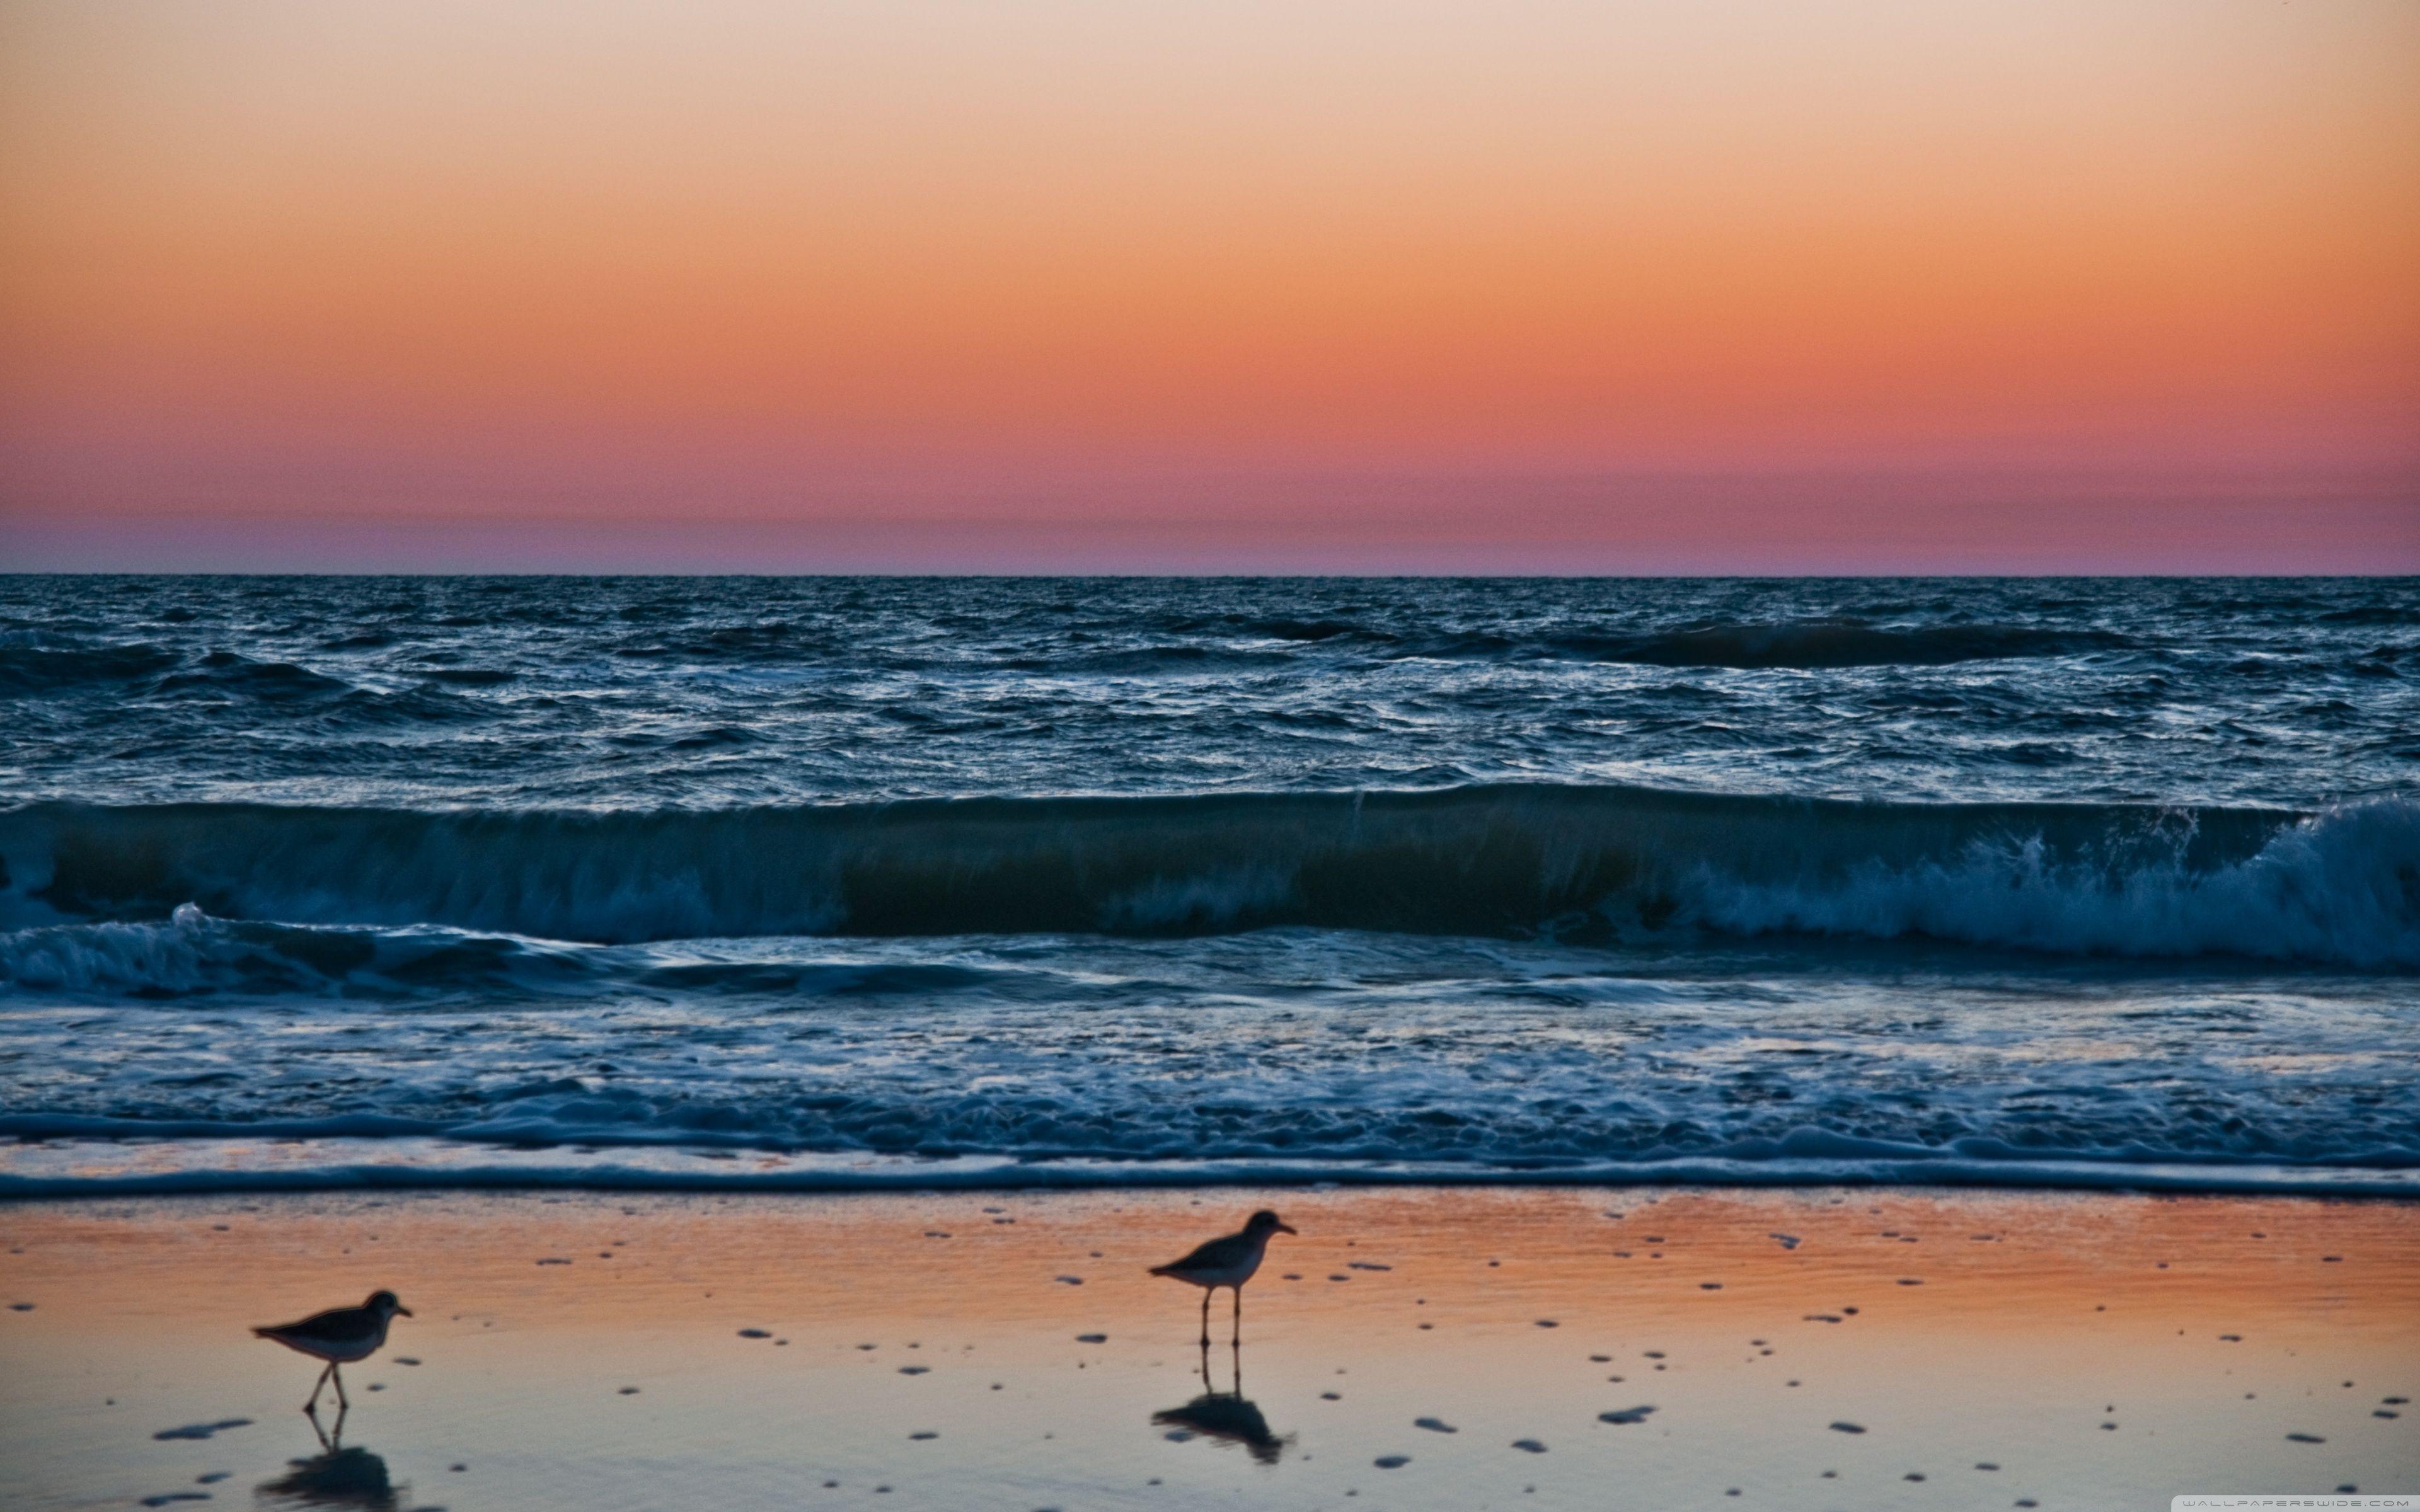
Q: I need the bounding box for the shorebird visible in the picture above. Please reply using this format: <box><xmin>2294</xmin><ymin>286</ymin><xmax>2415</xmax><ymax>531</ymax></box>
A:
<box><xmin>252</xmin><ymin>1290</ymin><xmax>412</xmax><ymax>1414</ymax></box>
<box><xmin>1149</xmin><ymin>1210</ymin><xmax>1296</xmax><ymax>1346</ymax></box>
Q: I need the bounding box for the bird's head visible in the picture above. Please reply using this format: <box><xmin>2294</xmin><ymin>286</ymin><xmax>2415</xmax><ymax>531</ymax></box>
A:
<box><xmin>365</xmin><ymin>1290</ymin><xmax>413</xmax><ymax>1318</ymax></box>
<box><xmin>1246</xmin><ymin>1210</ymin><xmax>1298</xmax><ymax>1237</ymax></box>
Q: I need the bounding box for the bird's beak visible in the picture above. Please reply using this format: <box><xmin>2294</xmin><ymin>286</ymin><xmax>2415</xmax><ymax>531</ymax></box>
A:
<box><xmin>396</xmin><ymin>1306</ymin><xmax>413</xmax><ymax>1317</ymax></box>
<box><xmin>1277</xmin><ymin>1223</ymin><xmax>1298</xmax><ymax>1235</ymax></box>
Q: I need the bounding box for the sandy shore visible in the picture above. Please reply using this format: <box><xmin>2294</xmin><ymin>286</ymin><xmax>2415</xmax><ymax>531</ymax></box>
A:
<box><xmin>1</xmin><ymin>1186</ymin><xmax>2412</xmax><ymax>1509</ymax></box>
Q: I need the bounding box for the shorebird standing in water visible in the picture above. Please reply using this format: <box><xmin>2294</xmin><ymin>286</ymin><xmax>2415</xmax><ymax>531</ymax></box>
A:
<box><xmin>252</xmin><ymin>1290</ymin><xmax>412</xmax><ymax>1414</ymax></box>
<box><xmin>1150</xmin><ymin>1210</ymin><xmax>1296</xmax><ymax>1346</ymax></box>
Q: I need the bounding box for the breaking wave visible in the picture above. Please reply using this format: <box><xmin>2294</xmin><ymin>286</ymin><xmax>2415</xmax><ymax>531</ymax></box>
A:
<box><xmin>4</xmin><ymin>785</ymin><xmax>2413</xmax><ymax>970</ymax></box>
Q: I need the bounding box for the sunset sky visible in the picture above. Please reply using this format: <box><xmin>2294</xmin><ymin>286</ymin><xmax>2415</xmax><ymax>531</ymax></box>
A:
<box><xmin>3</xmin><ymin>0</ymin><xmax>2415</xmax><ymax>572</ymax></box>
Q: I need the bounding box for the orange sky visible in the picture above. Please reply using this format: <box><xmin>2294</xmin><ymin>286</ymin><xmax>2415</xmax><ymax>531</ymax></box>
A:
<box><xmin>2</xmin><ymin>1</ymin><xmax>2416</xmax><ymax>570</ymax></box>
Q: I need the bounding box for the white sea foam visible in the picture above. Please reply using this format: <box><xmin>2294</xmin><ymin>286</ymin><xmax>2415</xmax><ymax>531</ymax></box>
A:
<box><xmin>1676</xmin><ymin>798</ymin><xmax>2420</xmax><ymax>968</ymax></box>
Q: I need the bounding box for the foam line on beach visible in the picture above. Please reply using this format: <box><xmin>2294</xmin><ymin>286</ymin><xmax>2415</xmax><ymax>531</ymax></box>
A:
<box><xmin>4</xmin><ymin>1141</ymin><xmax>2416</xmax><ymax>1201</ymax></box>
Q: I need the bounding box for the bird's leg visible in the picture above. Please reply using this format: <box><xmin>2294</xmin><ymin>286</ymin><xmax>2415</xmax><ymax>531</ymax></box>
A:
<box><xmin>1197</xmin><ymin>1336</ymin><xmax>1211</xmax><ymax>1392</ymax></box>
<box><xmin>1231</xmin><ymin>1284</ymin><xmax>1242</xmax><ymax>1346</ymax></box>
<box><xmin>304</xmin><ymin>1362</ymin><xmax>332</xmax><ymax>1415</ymax></box>
<box><xmin>1198</xmin><ymin>1286</ymin><xmax>1211</xmax><ymax>1348</ymax></box>
<box><xmin>331</xmin><ymin>1363</ymin><xmax>349</xmax><ymax>1412</ymax></box>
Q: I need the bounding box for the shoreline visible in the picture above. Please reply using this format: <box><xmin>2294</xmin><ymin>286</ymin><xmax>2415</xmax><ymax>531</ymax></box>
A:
<box><xmin>5</xmin><ymin>1184</ymin><xmax>2412</xmax><ymax>1509</ymax></box>
<box><xmin>6</xmin><ymin>1135</ymin><xmax>2419</xmax><ymax>1203</ymax></box>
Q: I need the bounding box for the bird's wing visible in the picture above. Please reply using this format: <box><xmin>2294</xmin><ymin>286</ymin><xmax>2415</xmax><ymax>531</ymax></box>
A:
<box><xmin>253</xmin><ymin>1306</ymin><xmax>368</xmax><ymax>1343</ymax></box>
<box><xmin>1151</xmin><ymin>1232</ymin><xmax>1245</xmax><ymax>1274</ymax></box>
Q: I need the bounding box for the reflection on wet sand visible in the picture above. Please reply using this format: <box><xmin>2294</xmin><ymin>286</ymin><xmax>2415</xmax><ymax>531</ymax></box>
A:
<box><xmin>258</xmin><ymin>1443</ymin><xmax>406</xmax><ymax>1510</ymax></box>
<box><xmin>6</xmin><ymin>1188</ymin><xmax>2413</xmax><ymax>1511</ymax></box>
<box><xmin>1151</xmin><ymin>1341</ymin><xmax>1291</xmax><ymax>1465</ymax></box>
<box><xmin>253</xmin><ymin>1404</ymin><xmax>417</xmax><ymax>1511</ymax></box>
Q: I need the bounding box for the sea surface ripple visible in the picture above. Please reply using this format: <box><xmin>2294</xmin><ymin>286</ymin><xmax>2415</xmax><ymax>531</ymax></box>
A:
<box><xmin>1</xmin><ymin>575</ymin><xmax>2414</xmax><ymax>1196</ymax></box>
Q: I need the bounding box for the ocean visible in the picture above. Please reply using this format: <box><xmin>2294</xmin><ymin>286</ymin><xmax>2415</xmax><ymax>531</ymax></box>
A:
<box><xmin>1</xmin><ymin>575</ymin><xmax>2414</xmax><ymax>1197</ymax></box>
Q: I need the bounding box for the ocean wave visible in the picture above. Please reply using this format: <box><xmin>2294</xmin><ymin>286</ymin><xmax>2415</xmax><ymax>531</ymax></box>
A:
<box><xmin>2</xmin><ymin>786</ymin><xmax>2412</xmax><ymax>966</ymax></box>
<box><xmin>0</xmin><ymin>910</ymin><xmax>573</xmax><ymax>998</ymax></box>
<box><xmin>1403</xmin><ymin>621</ymin><xmax>2135</xmax><ymax>668</ymax></box>
<box><xmin>1155</xmin><ymin>615</ymin><xmax>2136</xmax><ymax>668</ymax></box>
<box><xmin>156</xmin><ymin>649</ymin><xmax>356</xmax><ymax>701</ymax></box>
<box><xmin>1</xmin><ymin>1135</ymin><xmax>2413</xmax><ymax>1200</ymax></box>
<box><xmin>827</xmin><ymin>617</ymin><xmax>2138</xmax><ymax>673</ymax></box>
<box><xmin>998</xmin><ymin>644</ymin><xmax>1302</xmax><ymax>676</ymax></box>
<box><xmin>0</xmin><ymin>638</ymin><xmax>180</xmax><ymax>694</ymax></box>
<box><xmin>0</xmin><ymin>909</ymin><xmax>1069</xmax><ymax>1000</ymax></box>
<box><xmin>0</xmin><ymin>639</ymin><xmax>368</xmax><ymax>704</ymax></box>
<box><xmin>13</xmin><ymin>1080</ymin><xmax>2409</xmax><ymax>1173</ymax></box>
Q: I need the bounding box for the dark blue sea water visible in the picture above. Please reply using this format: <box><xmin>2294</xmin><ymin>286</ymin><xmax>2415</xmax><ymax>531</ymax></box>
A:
<box><xmin>2</xmin><ymin>575</ymin><xmax>2415</xmax><ymax>1196</ymax></box>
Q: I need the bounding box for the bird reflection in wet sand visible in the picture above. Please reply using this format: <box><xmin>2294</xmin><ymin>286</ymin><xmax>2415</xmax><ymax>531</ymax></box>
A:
<box><xmin>257</xmin><ymin>1432</ymin><xmax>408</xmax><ymax>1511</ymax></box>
<box><xmin>1150</xmin><ymin>1340</ymin><xmax>1291</xmax><ymax>1465</ymax></box>
<box><xmin>252</xmin><ymin>1290</ymin><xmax>412</xmax><ymax>1415</ymax></box>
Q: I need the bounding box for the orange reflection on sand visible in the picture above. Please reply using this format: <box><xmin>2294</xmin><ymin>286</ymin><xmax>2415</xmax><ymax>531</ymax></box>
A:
<box><xmin>4</xmin><ymin>1187</ymin><xmax>2413</xmax><ymax>1343</ymax></box>
<box><xmin>4</xmin><ymin>1187</ymin><xmax>2415</xmax><ymax>1509</ymax></box>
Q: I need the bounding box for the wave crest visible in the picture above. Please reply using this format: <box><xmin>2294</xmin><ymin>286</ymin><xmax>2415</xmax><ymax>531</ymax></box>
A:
<box><xmin>3</xmin><ymin>786</ymin><xmax>2412</xmax><ymax>966</ymax></box>
<box><xmin>1564</xmin><ymin>621</ymin><xmax>2134</xmax><ymax>668</ymax></box>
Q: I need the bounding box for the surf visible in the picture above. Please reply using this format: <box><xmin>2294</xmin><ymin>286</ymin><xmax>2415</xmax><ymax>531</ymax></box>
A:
<box><xmin>3</xmin><ymin>784</ymin><xmax>2412</xmax><ymax>967</ymax></box>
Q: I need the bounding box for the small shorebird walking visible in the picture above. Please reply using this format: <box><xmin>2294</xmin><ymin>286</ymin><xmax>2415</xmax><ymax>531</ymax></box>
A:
<box><xmin>252</xmin><ymin>1290</ymin><xmax>412</xmax><ymax>1414</ymax></box>
<box><xmin>1150</xmin><ymin>1210</ymin><xmax>1296</xmax><ymax>1346</ymax></box>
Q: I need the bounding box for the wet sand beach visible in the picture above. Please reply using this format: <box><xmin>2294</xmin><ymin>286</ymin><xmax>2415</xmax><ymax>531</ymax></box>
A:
<box><xmin>2</xmin><ymin>1186</ymin><xmax>2413</xmax><ymax>1510</ymax></box>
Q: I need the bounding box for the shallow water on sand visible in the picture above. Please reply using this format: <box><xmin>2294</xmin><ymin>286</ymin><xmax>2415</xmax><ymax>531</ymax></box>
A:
<box><xmin>1</xmin><ymin>1188</ymin><xmax>2413</xmax><ymax>1511</ymax></box>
